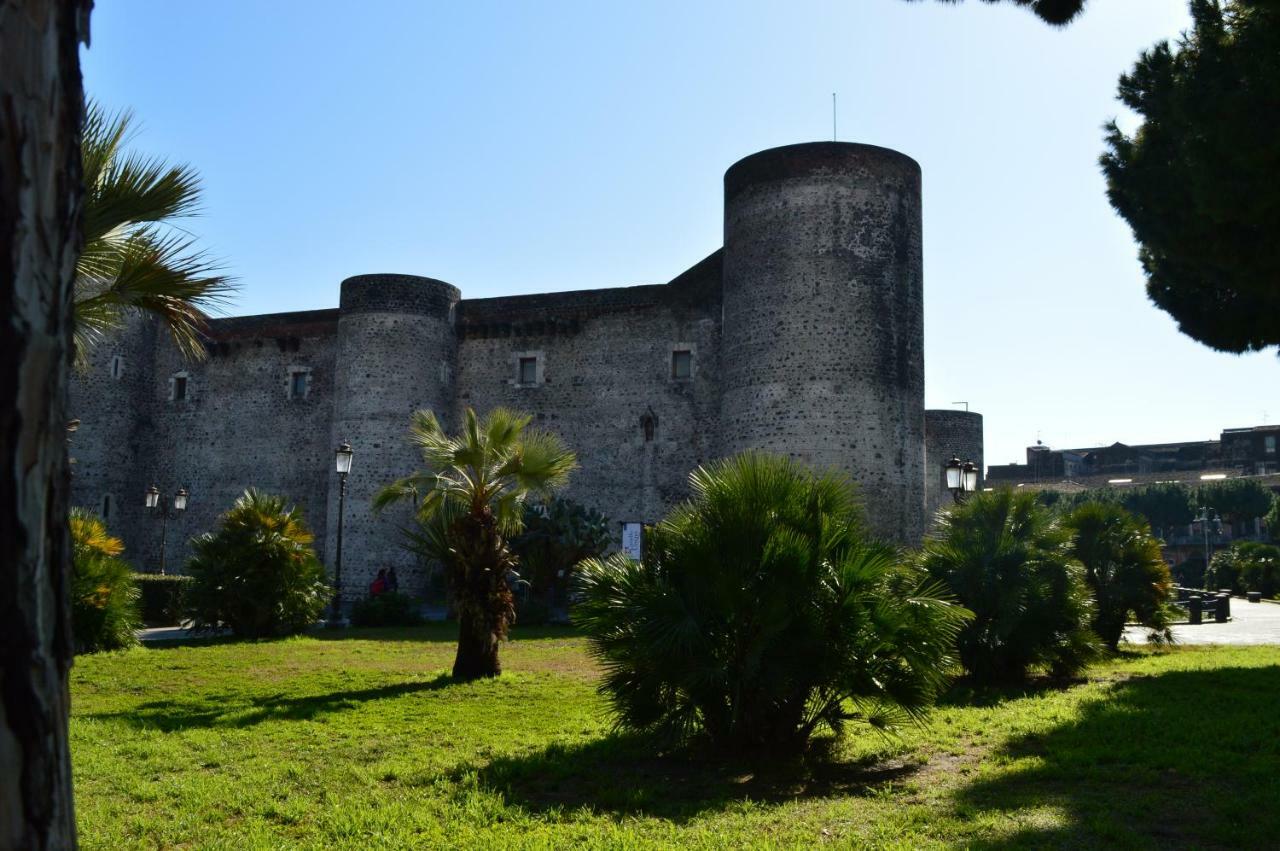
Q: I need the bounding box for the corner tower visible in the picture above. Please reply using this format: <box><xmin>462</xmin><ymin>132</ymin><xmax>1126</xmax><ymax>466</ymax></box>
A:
<box><xmin>719</xmin><ymin>142</ymin><xmax>925</xmax><ymax>544</ymax></box>
<box><xmin>328</xmin><ymin>274</ymin><xmax>460</xmax><ymax>598</ymax></box>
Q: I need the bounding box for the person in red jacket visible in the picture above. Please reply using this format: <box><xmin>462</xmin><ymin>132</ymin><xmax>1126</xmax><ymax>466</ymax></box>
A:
<box><xmin>369</xmin><ymin>568</ymin><xmax>388</xmax><ymax>597</ymax></box>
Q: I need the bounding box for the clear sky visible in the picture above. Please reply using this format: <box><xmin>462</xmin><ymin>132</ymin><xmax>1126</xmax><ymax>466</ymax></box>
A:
<box><xmin>81</xmin><ymin>0</ymin><xmax>1276</xmax><ymax>469</ymax></box>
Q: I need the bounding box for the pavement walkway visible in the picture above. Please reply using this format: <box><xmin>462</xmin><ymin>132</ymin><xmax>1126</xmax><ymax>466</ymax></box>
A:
<box><xmin>1124</xmin><ymin>597</ymin><xmax>1280</xmax><ymax>646</ymax></box>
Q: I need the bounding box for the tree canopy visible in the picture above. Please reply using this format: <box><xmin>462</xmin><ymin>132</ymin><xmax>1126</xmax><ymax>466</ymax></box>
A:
<box><xmin>906</xmin><ymin>0</ymin><xmax>1087</xmax><ymax>26</ymax></box>
<box><xmin>1101</xmin><ymin>0</ymin><xmax>1280</xmax><ymax>354</ymax></box>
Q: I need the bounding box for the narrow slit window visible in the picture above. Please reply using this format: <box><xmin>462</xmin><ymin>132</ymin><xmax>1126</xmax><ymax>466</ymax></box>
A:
<box><xmin>519</xmin><ymin>356</ymin><xmax>538</xmax><ymax>385</ymax></box>
<box><xmin>671</xmin><ymin>350</ymin><xmax>692</xmax><ymax>379</ymax></box>
<box><xmin>109</xmin><ymin>355</ymin><xmax>124</xmax><ymax>380</ymax></box>
<box><xmin>173</xmin><ymin>375</ymin><xmax>188</xmax><ymax>401</ymax></box>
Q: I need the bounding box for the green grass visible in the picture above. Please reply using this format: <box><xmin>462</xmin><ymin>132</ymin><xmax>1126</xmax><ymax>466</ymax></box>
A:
<box><xmin>71</xmin><ymin>626</ymin><xmax>1280</xmax><ymax>849</ymax></box>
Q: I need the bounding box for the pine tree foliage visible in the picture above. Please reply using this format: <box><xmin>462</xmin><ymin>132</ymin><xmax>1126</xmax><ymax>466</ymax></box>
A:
<box><xmin>1102</xmin><ymin>0</ymin><xmax>1280</xmax><ymax>354</ymax></box>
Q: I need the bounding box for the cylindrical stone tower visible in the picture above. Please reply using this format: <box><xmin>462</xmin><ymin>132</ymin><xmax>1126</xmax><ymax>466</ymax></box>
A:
<box><xmin>328</xmin><ymin>274</ymin><xmax>460</xmax><ymax>600</ymax></box>
<box><xmin>923</xmin><ymin>409</ymin><xmax>985</xmax><ymax>528</ymax></box>
<box><xmin>720</xmin><ymin>142</ymin><xmax>924</xmax><ymax>544</ymax></box>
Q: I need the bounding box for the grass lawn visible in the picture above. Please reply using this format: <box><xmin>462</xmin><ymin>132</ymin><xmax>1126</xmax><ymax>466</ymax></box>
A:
<box><xmin>71</xmin><ymin>627</ymin><xmax>1280</xmax><ymax>849</ymax></box>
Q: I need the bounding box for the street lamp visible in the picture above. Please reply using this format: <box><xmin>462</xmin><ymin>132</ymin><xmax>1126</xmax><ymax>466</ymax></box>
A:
<box><xmin>329</xmin><ymin>442</ymin><xmax>353</xmax><ymax>627</ymax></box>
<box><xmin>946</xmin><ymin>456</ymin><xmax>979</xmax><ymax>504</ymax></box>
<box><xmin>145</xmin><ymin>485</ymin><xmax>188</xmax><ymax>575</ymax></box>
<box><xmin>1192</xmin><ymin>505</ymin><xmax>1222</xmax><ymax>589</ymax></box>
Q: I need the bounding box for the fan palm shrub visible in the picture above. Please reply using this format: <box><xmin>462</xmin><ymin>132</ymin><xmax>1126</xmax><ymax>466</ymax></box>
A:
<box><xmin>573</xmin><ymin>452</ymin><xmax>970</xmax><ymax>754</ymax></box>
<box><xmin>186</xmin><ymin>489</ymin><xmax>329</xmax><ymax>638</ymax></box>
<box><xmin>919</xmin><ymin>489</ymin><xmax>1098</xmax><ymax>684</ymax></box>
<box><xmin>375</xmin><ymin>408</ymin><xmax>576</xmax><ymax>680</ymax></box>
<box><xmin>1064</xmin><ymin>502</ymin><xmax>1175</xmax><ymax>650</ymax></box>
<box><xmin>74</xmin><ymin>101</ymin><xmax>233</xmax><ymax>363</ymax></box>
<box><xmin>69</xmin><ymin>509</ymin><xmax>140</xmax><ymax>653</ymax></box>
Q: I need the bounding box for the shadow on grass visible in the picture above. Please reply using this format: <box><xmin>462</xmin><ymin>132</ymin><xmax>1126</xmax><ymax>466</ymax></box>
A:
<box><xmin>952</xmin><ymin>665</ymin><xmax>1280</xmax><ymax>848</ymax></box>
<box><xmin>463</xmin><ymin>732</ymin><xmax>920</xmax><ymax>821</ymax></box>
<box><xmin>88</xmin><ymin>674</ymin><xmax>454</xmax><ymax>732</ymax></box>
<box><xmin>139</xmin><ymin>623</ymin><xmax>580</xmax><ymax>649</ymax></box>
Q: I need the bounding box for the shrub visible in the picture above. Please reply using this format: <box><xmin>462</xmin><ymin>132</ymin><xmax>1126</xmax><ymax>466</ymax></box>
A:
<box><xmin>133</xmin><ymin>573</ymin><xmax>193</xmax><ymax>626</ymax></box>
<box><xmin>1064</xmin><ymin>502</ymin><xmax>1175</xmax><ymax>650</ymax></box>
<box><xmin>573</xmin><ymin>453</ymin><xmax>970</xmax><ymax>754</ymax></box>
<box><xmin>350</xmin><ymin>592</ymin><xmax>424</xmax><ymax>627</ymax></box>
<box><xmin>70</xmin><ymin>509</ymin><xmax>140</xmax><ymax>653</ymax></box>
<box><xmin>920</xmin><ymin>489</ymin><xmax>1099</xmax><ymax>683</ymax></box>
<box><xmin>1208</xmin><ymin>541</ymin><xmax>1280</xmax><ymax>598</ymax></box>
<box><xmin>511</xmin><ymin>496</ymin><xmax>610</xmax><ymax>609</ymax></box>
<box><xmin>186</xmin><ymin>489</ymin><xmax>330</xmax><ymax>638</ymax></box>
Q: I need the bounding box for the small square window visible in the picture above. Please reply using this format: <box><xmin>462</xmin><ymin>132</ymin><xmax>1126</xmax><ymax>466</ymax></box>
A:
<box><xmin>290</xmin><ymin>371</ymin><xmax>308</xmax><ymax>399</ymax></box>
<box><xmin>519</xmin><ymin>356</ymin><xmax>538</xmax><ymax>385</ymax></box>
<box><xmin>173</xmin><ymin>375</ymin><xmax>187</xmax><ymax>401</ymax></box>
<box><xmin>671</xmin><ymin>350</ymin><xmax>692</xmax><ymax>379</ymax></box>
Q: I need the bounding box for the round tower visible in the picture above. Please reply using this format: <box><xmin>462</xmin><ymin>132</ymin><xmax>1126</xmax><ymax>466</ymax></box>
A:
<box><xmin>328</xmin><ymin>274</ymin><xmax>460</xmax><ymax>600</ymax></box>
<box><xmin>923</xmin><ymin>409</ymin><xmax>985</xmax><ymax>527</ymax></box>
<box><xmin>720</xmin><ymin>142</ymin><xmax>925</xmax><ymax>544</ymax></box>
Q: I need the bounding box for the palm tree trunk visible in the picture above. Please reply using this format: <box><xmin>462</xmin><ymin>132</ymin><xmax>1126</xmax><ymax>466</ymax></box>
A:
<box><xmin>452</xmin><ymin>605</ymin><xmax>501</xmax><ymax>680</ymax></box>
<box><xmin>449</xmin><ymin>512</ymin><xmax>515</xmax><ymax>680</ymax></box>
<box><xmin>0</xmin><ymin>1</ymin><xmax>91</xmax><ymax>846</ymax></box>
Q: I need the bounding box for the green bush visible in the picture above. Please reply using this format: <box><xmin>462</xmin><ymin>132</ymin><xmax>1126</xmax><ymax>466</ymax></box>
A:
<box><xmin>186</xmin><ymin>489</ymin><xmax>330</xmax><ymax>638</ymax></box>
<box><xmin>573</xmin><ymin>452</ymin><xmax>970</xmax><ymax>754</ymax></box>
<box><xmin>1064</xmin><ymin>502</ymin><xmax>1175</xmax><ymax>650</ymax></box>
<box><xmin>133</xmin><ymin>573</ymin><xmax>193</xmax><ymax>626</ymax></box>
<box><xmin>921</xmin><ymin>489</ymin><xmax>1099</xmax><ymax>683</ymax></box>
<box><xmin>350</xmin><ymin>592</ymin><xmax>424</xmax><ymax>627</ymax></box>
<box><xmin>70</xmin><ymin>510</ymin><xmax>140</xmax><ymax>653</ymax></box>
<box><xmin>511</xmin><ymin>496</ymin><xmax>611</xmax><ymax>608</ymax></box>
<box><xmin>1208</xmin><ymin>541</ymin><xmax>1280</xmax><ymax>598</ymax></box>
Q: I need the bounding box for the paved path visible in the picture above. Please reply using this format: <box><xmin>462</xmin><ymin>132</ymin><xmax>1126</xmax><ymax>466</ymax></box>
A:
<box><xmin>1125</xmin><ymin>598</ymin><xmax>1280</xmax><ymax>646</ymax></box>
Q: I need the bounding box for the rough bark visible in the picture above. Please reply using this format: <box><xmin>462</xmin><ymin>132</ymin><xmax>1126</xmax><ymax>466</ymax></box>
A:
<box><xmin>449</xmin><ymin>512</ymin><xmax>515</xmax><ymax>680</ymax></box>
<box><xmin>0</xmin><ymin>1</ymin><xmax>93</xmax><ymax>847</ymax></box>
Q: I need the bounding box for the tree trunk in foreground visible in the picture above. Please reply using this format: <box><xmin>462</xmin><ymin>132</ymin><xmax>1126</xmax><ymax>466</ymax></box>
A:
<box><xmin>452</xmin><ymin>606</ymin><xmax>502</xmax><ymax>680</ymax></box>
<box><xmin>0</xmin><ymin>1</ymin><xmax>92</xmax><ymax>847</ymax></box>
<box><xmin>450</xmin><ymin>513</ymin><xmax>516</xmax><ymax>681</ymax></box>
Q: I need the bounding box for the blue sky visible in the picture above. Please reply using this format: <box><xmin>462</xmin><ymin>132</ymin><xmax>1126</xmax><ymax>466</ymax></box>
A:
<box><xmin>82</xmin><ymin>0</ymin><xmax>1276</xmax><ymax>468</ymax></box>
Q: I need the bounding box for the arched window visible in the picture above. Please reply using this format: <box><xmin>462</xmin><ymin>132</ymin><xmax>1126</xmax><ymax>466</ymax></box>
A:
<box><xmin>640</xmin><ymin>411</ymin><xmax>657</xmax><ymax>443</ymax></box>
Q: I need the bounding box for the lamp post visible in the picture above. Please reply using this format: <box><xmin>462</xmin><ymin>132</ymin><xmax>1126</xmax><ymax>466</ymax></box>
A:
<box><xmin>1192</xmin><ymin>505</ymin><xmax>1221</xmax><ymax>589</ymax></box>
<box><xmin>329</xmin><ymin>441</ymin><xmax>353</xmax><ymax>627</ymax></box>
<box><xmin>145</xmin><ymin>485</ymin><xmax>188</xmax><ymax>575</ymax></box>
<box><xmin>945</xmin><ymin>456</ymin><xmax>979</xmax><ymax>505</ymax></box>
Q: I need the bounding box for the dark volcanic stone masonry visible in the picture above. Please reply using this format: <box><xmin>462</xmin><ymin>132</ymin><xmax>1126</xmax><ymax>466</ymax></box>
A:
<box><xmin>69</xmin><ymin>142</ymin><xmax>982</xmax><ymax>597</ymax></box>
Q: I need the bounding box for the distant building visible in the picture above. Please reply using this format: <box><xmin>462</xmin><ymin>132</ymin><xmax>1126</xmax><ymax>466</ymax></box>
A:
<box><xmin>987</xmin><ymin>424</ymin><xmax>1280</xmax><ymax>486</ymax></box>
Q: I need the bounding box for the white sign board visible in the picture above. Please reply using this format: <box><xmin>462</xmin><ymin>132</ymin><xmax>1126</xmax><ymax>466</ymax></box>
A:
<box><xmin>621</xmin><ymin>522</ymin><xmax>643</xmax><ymax>560</ymax></box>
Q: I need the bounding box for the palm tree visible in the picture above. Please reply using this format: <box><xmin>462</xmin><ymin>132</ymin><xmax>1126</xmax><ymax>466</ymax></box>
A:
<box><xmin>376</xmin><ymin>408</ymin><xmax>576</xmax><ymax>680</ymax></box>
<box><xmin>1064</xmin><ymin>502</ymin><xmax>1174</xmax><ymax>650</ymax></box>
<box><xmin>574</xmin><ymin>452</ymin><xmax>970</xmax><ymax>753</ymax></box>
<box><xmin>73</xmin><ymin>101</ymin><xmax>233</xmax><ymax>363</ymax></box>
<box><xmin>920</xmin><ymin>489</ymin><xmax>1099</xmax><ymax>684</ymax></box>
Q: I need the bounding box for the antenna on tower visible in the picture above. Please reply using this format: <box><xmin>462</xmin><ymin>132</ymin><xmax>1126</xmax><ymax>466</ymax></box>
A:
<box><xmin>951</xmin><ymin>401</ymin><xmax>969</xmax><ymax>412</ymax></box>
<box><xmin>832</xmin><ymin>93</ymin><xmax>837</xmax><ymax>141</ymax></box>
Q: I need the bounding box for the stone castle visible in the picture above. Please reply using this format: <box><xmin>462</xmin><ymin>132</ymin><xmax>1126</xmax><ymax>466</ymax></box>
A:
<box><xmin>70</xmin><ymin>142</ymin><xmax>984</xmax><ymax>597</ymax></box>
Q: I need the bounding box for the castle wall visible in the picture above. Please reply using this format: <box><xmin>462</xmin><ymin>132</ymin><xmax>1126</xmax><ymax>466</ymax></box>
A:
<box><xmin>720</xmin><ymin>143</ymin><xmax>925</xmax><ymax>544</ymax></box>
<box><xmin>923</xmin><ymin>409</ymin><xmax>985</xmax><ymax>529</ymax></box>
<box><xmin>455</xmin><ymin>255</ymin><xmax>722</xmax><ymax>537</ymax></box>
<box><xmin>68</xmin><ymin>313</ymin><xmax>158</xmax><ymax>560</ymax></box>
<box><xmin>68</xmin><ymin>142</ymin><xmax>950</xmax><ymax>604</ymax></box>
<box><xmin>71</xmin><ymin>312</ymin><xmax>341</xmax><ymax>573</ymax></box>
